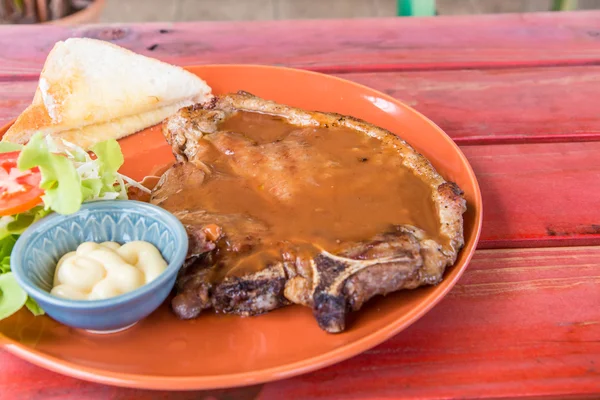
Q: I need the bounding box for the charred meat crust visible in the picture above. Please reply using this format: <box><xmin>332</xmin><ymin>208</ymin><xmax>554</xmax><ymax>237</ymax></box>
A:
<box><xmin>213</xmin><ymin>274</ymin><xmax>289</xmax><ymax>315</ymax></box>
<box><xmin>171</xmin><ymin>263</ymin><xmax>289</xmax><ymax>319</ymax></box>
<box><xmin>155</xmin><ymin>92</ymin><xmax>467</xmax><ymax>333</ymax></box>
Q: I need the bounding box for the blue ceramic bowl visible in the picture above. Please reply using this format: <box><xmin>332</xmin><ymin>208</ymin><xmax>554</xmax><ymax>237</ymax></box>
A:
<box><xmin>11</xmin><ymin>200</ymin><xmax>188</xmax><ymax>333</ymax></box>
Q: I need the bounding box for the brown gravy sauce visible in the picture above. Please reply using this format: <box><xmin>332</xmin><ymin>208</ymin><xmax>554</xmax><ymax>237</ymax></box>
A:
<box><xmin>167</xmin><ymin>111</ymin><xmax>439</xmax><ymax>278</ymax></box>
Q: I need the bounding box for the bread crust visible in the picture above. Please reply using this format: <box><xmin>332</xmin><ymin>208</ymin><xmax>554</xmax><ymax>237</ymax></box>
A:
<box><xmin>2</xmin><ymin>38</ymin><xmax>213</xmax><ymax>149</ymax></box>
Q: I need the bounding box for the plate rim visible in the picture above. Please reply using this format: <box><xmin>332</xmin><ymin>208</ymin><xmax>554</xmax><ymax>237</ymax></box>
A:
<box><xmin>0</xmin><ymin>64</ymin><xmax>483</xmax><ymax>390</ymax></box>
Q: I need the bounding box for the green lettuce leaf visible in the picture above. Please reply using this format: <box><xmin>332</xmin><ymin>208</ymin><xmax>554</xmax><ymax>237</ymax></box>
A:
<box><xmin>18</xmin><ymin>133</ymin><xmax>83</xmax><ymax>215</ymax></box>
<box><xmin>0</xmin><ymin>273</ymin><xmax>28</xmax><ymax>320</ymax></box>
<box><xmin>0</xmin><ymin>229</ymin><xmax>45</xmax><ymax>317</ymax></box>
<box><xmin>24</xmin><ymin>296</ymin><xmax>45</xmax><ymax>316</ymax></box>
<box><xmin>0</xmin><ymin>207</ymin><xmax>50</xmax><ymax>241</ymax></box>
<box><xmin>0</xmin><ymin>134</ymin><xmax>133</xmax><ymax>321</ymax></box>
<box><xmin>0</xmin><ymin>235</ymin><xmax>16</xmax><ymax>260</ymax></box>
<box><xmin>0</xmin><ymin>235</ymin><xmax>15</xmax><ymax>274</ymax></box>
<box><xmin>16</xmin><ymin>133</ymin><xmax>128</xmax><ymax>215</ymax></box>
<box><xmin>0</xmin><ymin>257</ymin><xmax>10</xmax><ymax>275</ymax></box>
<box><xmin>0</xmin><ymin>142</ymin><xmax>23</xmax><ymax>153</ymax></box>
<box><xmin>92</xmin><ymin>139</ymin><xmax>125</xmax><ymax>187</ymax></box>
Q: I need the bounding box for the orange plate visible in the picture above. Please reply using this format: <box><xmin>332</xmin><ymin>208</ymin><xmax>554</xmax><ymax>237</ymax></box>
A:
<box><xmin>0</xmin><ymin>65</ymin><xmax>482</xmax><ymax>390</ymax></box>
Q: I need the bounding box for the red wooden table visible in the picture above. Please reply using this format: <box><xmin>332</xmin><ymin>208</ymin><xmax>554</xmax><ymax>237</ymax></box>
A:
<box><xmin>1</xmin><ymin>10</ymin><xmax>599</xmax><ymax>400</ymax></box>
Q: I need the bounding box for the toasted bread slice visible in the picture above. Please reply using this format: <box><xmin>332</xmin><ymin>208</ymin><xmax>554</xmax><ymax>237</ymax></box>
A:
<box><xmin>3</xmin><ymin>38</ymin><xmax>212</xmax><ymax>149</ymax></box>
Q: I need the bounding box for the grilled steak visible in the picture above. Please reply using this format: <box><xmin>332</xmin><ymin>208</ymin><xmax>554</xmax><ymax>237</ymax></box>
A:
<box><xmin>151</xmin><ymin>91</ymin><xmax>466</xmax><ymax>333</ymax></box>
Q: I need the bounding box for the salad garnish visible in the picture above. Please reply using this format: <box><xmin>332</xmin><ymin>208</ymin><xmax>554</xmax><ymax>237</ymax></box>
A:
<box><xmin>0</xmin><ymin>133</ymin><xmax>149</xmax><ymax>321</ymax></box>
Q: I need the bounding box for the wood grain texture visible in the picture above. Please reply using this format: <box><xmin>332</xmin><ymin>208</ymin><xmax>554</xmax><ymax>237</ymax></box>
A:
<box><xmin>0</xmin><ymin>11</ymin><xmax>599</xmax><ymax>400</ymax></box>
<box><xmin>1</xmin><ymin>246</ymin><xmax>599</xmax><ymax>399</ymax></box>
<box><xmin>0</xmin><ymin>81</ymin><xmax>33</xmax><ymax>125</ymax></box>
<box><xmin>464</xmin><ymin>141</ymin><xmax>600</xmax><ymax>249</ymax></box>
<box><xmin>260</xmin><ymin>246</ymin><xmax>600</xmax><ymax>400</ymax></box>
<box><xmin>2</xmin><ymin>65</ymin><xmax>599</xmax><ymax>145</ymax></box>
<box><xmin>0</xmin><ymin>11</ymin><xmax>598</xmax><ymax>77</ymax></box>
<box><xmin>342</xmin><ymin>67</ymin><xmax>600</xmax><ymax>145</ymax></box>
<box><xmin>1</xmin><ymin>84</ymin><xmax>599</xmax><ymax>249</ymax></box>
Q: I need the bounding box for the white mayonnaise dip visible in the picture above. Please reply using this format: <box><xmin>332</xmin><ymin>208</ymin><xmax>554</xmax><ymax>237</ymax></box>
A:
<box><xmin>51</xmin><ymin>241</ymin><xmax>167</xmax><ymax>301</ymax></box>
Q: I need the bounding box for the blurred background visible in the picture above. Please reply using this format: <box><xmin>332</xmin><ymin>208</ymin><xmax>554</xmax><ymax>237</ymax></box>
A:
<box><xmin>103</xmin><ymin>0</ymin><xmax>600</xmax><ymax>22</ymax></box>
<box><xmin>1</xmin><ymin>0</ymin><xmax>599</xmax><ymax>25</ymax></box>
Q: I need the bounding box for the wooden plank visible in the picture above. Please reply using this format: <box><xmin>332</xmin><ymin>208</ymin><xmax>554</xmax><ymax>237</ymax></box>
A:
<box><xmin>0</xmin><ymin>11</ymin><xmax>599</xmax><ymax>77</ymax></box>
<box><xmin>2</xmin><ymin>66</ymin><xmax>600</xmax><ymax>145</ymax></box>
<box><xmin>464</xmin><ymin>141</ymin><xmax>600</xmax><ymax>249</ymax></box>
<box><xmin>260</xmin><ymin>247</ymin><xmax>600</xmax><ymax>399</ymax></box>
<box><xmin>340</xmin><ymin>67</ymin><xmax>600</xmax><ymax>145</ymax></box>
<box><xmin>1</xmin><ymin>83</ymin><xmax>599</xmax><ymax>248</ymax></box>
<box><xmin>0</xmin><ymin>81</ymin><xmax>33</xmax><ymax>125</ymax></box>
<box><xmin>1</xmin><ymin>246</ymin><xmax>599</xmax><ymax>399</ymax></box>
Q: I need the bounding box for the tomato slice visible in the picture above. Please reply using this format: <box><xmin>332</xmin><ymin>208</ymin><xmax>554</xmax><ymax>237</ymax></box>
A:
<box><xmin>0</xmin><ymin>151</ymin><xmax>44</xmax><ymax>216</ymax></box>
